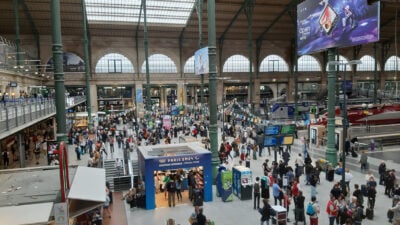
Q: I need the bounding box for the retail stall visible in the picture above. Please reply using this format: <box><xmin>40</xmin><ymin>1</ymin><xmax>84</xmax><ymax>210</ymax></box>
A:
<box><xmin>137</xmin><ymin>143</ymin><xmax>213</xmax><ymax>210</ymax></box>
<box><xmin>232</xmin><ymin>166</ymin><xmax>252</xmax><ymax>200</ymax></box>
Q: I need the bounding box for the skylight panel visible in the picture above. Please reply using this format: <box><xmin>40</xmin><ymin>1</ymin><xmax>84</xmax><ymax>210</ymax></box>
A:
<box><xmin>85</xmin><ymin>0</ymin><xmax>196</xmax><ymax>26</ymax></box>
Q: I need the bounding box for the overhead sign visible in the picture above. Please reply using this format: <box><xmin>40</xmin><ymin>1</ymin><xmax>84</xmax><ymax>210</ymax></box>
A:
<box><xmin>297</xmin><ymin>0</ymin><xmax>380</xmax><ymax>55</ymax></box>
<box><xmin>264</xmin><ymin>125</ymin><xmax>280</xmax><ymax>136</ymax></box>
<box><xmin>194</xmin><ymin>47</ymin><xmax>209</xmax><ymax>75</ymax></box>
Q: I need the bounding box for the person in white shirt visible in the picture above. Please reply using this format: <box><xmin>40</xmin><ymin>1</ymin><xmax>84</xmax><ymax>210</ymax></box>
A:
<box><xmin>295</xmin><ymin>153</ymin><xmax>305</xmax><ymax>175</ymax></box>
<box><xmin>344</xmin><ymin>168</ymin><xmax>354</xmax><ymax>190</ymax></box>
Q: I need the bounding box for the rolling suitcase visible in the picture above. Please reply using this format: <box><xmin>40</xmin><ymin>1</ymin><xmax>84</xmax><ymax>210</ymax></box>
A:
<box><xmin>326</xmin><ymin>169</ymin><xmax>334</xmax><ymax>182</ymax></box>
<box><xmin>366</xmin><ymin>207</ymin><xmax>374</xmax><ymax>220</ymax></box>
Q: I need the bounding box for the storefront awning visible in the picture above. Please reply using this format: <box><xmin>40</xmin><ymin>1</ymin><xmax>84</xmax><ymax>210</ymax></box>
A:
<box><xmin>68</xmin><ymin>167</ymin><xmax>105</xmax><ymax>218</ymax></box>
<box><xmin>0</xmin><ymin>202</ymin><xmax>53</xmax><ymax>225</ymax></box>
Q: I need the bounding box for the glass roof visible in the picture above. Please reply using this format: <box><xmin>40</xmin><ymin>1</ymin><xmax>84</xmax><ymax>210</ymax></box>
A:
<box><xmin>85</xmin><ymin>0</ymin><xmax>196</xmax><ymax>26</ymax></box>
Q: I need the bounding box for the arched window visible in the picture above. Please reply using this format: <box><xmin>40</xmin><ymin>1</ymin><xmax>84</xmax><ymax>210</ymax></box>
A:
<box><xmin>184</xmin><ymin>56</ymin><xmax>195</xmax><ymax>73</ymax></box>
<box><xmin>46</xmin><ymin>52</ymin><xmax>85</xmax><ymax>72</ymax></box>
<box><xmin>297</xmin><ymin>55</ymin><xmax>321</xmax><ymax>72</ymax></box>
<box><xmin>95</xmin><ymin>53</ymin><xmax>134</xmax><ymax>73</ymax></box>
<box><xmin>384</xmin><ymin>55</ymin><xmax>400</xmax><ymax>71</ymax></box>
<box><xmin>222</xmin><ymin>54</ymin><xmax>253</xmax><ymax>72</ymax></box>
<box><xmin>141</xmin><ymin>54</ymin><xmax>177</xmax><ymax>73</ymax></box>
<box><xmin>259</xmin><ymin>55</ymin><xmax>289</xmax><ymax>72</ymax></box>
<box><xmin>325</xmin><ymin>55</ymin><xmax>351</xmax><ymax>71</ymax></box>
<box><xmin>357</xmin><ymin>55</ymin><xmax>380</xmax><ymax>71</ymax></box>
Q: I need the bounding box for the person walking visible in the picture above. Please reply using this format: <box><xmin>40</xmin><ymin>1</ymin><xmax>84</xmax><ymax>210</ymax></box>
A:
<box><xmin>294</xmin><ymin>190</ymin><xmax>305</xmax><ymax>225</ymax></box>
<box><xmin>309</xmin><ymin>196</ymin><xmax>320</xmax><ymax>225</ymax></box>
<box><xmin>378</xmin><ymin>161</ymin><xmax>386</xmax><ymax>185</ymax></box>
<box><xmin>2</xmin><ymin>150</ymin><xmax>9</xmax><ymax>169</ymax></box>
<box><xmin>272</xmin><ymin>179</ymin><xmax>282</xmax><ymax>206</ymax></box>
<box><xmin>75</xmin><ymin>144</ymin><xmax>81</xmax><ymax>160</ymax></box>
<box><xmin>260</xmin><ymin>198</ymin><xmax>271</xmax><ymax>225</ymax></box>
<box><xmin>254</xmin><ymin>177</ymin><xmax>261</xmax><ymax>209</ymax></box>
<box><xmin>166</xmin><ymin>177</ymin><xmax>176</xmax><ymax>207</ymax></box>
<box><xmin>359</xmin><ymin>150</ymin><xmax>368</xmax><ymax>172</ymax></box>
<box><xmin>176</xmin><ymin>177</ymin><xmax>183</xmax><ymax>202</ymax></box>
<box><xmin>326</xmin><ymin>194</ymin><xmax>338</xmax><ymax>225</ymax></box>
<box><xmin>389</xmin><ymin>195</ymin><xmax>400</xmax><ymax>225</ymax></box>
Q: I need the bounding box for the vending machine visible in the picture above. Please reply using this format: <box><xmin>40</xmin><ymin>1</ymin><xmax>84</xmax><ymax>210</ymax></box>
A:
<box><xmin>232</xmin><ymin>166</ymin><xmax>253</xmax><ymax>200</ymax></box>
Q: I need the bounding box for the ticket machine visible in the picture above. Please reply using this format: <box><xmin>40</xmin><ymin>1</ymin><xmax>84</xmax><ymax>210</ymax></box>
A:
<box><xmin>232</xmin><ymin>166</ymin><xmax>252</xmax><ymax>200</ymax></box>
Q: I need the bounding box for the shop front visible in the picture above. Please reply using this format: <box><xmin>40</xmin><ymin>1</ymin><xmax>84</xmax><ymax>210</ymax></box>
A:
<box><xmin>138</xmin><ymin>143</ymin><xmax>213</xmax><ymax>210</ymax></box>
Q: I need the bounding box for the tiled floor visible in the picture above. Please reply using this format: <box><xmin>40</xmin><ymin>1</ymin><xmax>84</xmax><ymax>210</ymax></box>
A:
<box><xmin>104</xmin><ymin>192</ymin><xmax>128</xmax><ymax>225</ymax></box>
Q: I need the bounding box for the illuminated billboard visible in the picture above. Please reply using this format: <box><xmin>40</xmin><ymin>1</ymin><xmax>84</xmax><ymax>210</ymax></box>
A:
<box><xmin>297</xmin><ymin>0</ymin><xmax>380</xmax><ymax>55</ymax></box>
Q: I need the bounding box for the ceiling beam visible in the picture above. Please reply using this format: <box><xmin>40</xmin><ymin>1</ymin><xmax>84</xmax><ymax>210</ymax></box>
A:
<box><xmin>256</xmin><ymin>0</ymin><xmax>296</xmax><ymax>43</ymax></box>
<box><xmin>179</xmin><ymin>2</ymin><xmax>197</xmax><ymax>40</ymax></box>
<box><xmin>21</xmin><ymin>0</ymin><xmax>39</xmax><ymax>36</ymax></box>
<box><xmin>218</xmin><ymin>0</ymin><xmax>249</xmax><ymax>40</ymax></box>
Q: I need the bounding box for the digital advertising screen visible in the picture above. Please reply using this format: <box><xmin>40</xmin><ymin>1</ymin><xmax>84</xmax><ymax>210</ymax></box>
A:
<box><xmin>297</xmin><ymin>0</ymin><xmax>380</xmax><ymax>55</ymax></box>
<box><xmin>281</xmin><ymin>124</ymin><xmax>296</xmax><ymax>135</ymax></box>
<box><xmin>264</xmin><ymin>125</ymin><xmax>281</xmax><ymax>136</ymax></box>
<box><xmin>263</xmin><ymin>136</ymin><xmax>279</xmax><ymax>147</ymax></box>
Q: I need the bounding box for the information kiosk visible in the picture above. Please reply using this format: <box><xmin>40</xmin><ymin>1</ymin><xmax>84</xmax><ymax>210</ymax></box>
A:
<box><xmin>232</xmin><ymin>166</ymin><xmax>252</xmax><ymax>200</ymax></box>
<box><xmin>137</xmin><ymin>143</ymin><xmax>213</xmax><ymax>210</ymax></box>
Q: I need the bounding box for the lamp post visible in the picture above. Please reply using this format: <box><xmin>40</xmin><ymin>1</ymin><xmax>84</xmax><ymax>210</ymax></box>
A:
<box><xmin>328</xmin><ymin>59</ymin><xmax>361</xmax><ymax>193</ymax></box>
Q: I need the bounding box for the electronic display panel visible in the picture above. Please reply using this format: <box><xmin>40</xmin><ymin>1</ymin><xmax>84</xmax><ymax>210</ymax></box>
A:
<box><xmin>281</xmin><ymin>136</ymin><xmax>294</xmax><ymax>145</ymax></box>
<box><xmin>263</xmin><ymin>136</ymin><xmax>279</xmax><ymax>147</ymax></box>
<box><xmin>264</xmin><ymin>125</ymin><xmax>281</xmax><ymax>136</ymax></box>
<box><xmin>297</xmin><ymin>0</ymin><xmax>380</xmax><ymax>55</ymax></box>
<box><xmin>281</xmin><ymin>124</ymin><xmax>296</xmax><ymax>135</ymax></box>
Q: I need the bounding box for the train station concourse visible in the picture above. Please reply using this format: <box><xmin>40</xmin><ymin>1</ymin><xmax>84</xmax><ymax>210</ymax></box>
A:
<box><xmin>0</xmin><ymin>0</ymin><xmax>400</xmax><ymax>225</ymax></box>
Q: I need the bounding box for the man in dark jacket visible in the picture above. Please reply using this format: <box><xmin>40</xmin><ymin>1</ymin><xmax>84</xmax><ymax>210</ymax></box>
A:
<box><xmin>378</xmin><ymin>161</ymin><xmax>386</xmax><ymax>185</ymax></box>
<box><xmin>294</xmin><ymin>190</ymin><xmax>306</xmax><ymax>225</ymax></box>
<box><xmin>260</xmin><ymin>198</ymin><xmax>271</xmax><ymax>225</ymax></box>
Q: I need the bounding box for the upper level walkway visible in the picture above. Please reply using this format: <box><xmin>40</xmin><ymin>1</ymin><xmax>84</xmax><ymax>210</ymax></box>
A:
<box><xmin>0</xmin><ymin>96</ymin><xmax>87</xmax><ymax>140</ymax></box>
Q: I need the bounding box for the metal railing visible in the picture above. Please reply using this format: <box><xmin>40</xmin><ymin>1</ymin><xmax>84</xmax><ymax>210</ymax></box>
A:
<box><xmin>0</xmin><ymin>96</ymin><xmax>87</xmax><ymax>134</ymax></box>
<box><xmin>0</xmin><ymin>98</ymin><xmax>56</xmax><ymax>133</ymax></box>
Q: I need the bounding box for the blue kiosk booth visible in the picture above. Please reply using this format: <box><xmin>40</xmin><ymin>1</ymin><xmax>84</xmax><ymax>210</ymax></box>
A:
<box><xmin>138</xmin><ymin>143</ymin><xmax>213</xmax><ymax>210</ymax></box>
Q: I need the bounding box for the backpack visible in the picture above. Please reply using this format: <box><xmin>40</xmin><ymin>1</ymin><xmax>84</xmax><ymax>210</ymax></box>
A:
<box><xmin>306</xmin><ymin>202</ymin><xmax>315</xmax><ymax>216</ymax></box>
<box><xmin>261</xmin><ymin>176</ymin><xmax>270</xmax><ymax>189</ymax></box>
<box><xmin>326</xmin><ymin>200</ymin><xmax>337</xmax><ymax>216</ymax></box>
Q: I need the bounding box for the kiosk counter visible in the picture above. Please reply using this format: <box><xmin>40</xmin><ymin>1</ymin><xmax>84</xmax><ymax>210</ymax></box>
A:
<box><xmin>232</xmin><ymin>166</ymin><xmax>252</xmax><ymax>200</ymax></box>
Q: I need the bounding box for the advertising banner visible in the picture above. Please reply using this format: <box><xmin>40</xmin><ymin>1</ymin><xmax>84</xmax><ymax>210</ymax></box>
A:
<box><xmin>163</xmin><ymin>115</ymin><xmax>172</xmax><ymax>130</ymax></box>
<box><xmin>194</xmin><ymin>47</ymin><xmax>209</xmax><ymax>75</ymax></box>
<box><xmin>136</xmin><ymin>89</ymin><xmax>143</xmax><ymax>103</ymax></box>
<box><xmin>297</xmin><ymin>0</ymin><xmax>380</xmax><ymax>55</ymax></box>
<box><xmin>221</xmin><ymin>170</ymin><xmax>233</xmax><ymax>202</ymax></box>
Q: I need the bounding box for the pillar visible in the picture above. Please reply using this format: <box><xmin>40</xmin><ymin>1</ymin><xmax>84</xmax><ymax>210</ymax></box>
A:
<box><xmin>51</xmin><ymin>0</ymin><xmax>67</xmax><ymax>142</ymax></box>
<box><xmin>89</xmin><ymin>83</ymin><xmax>97</xmax><ymax>112</ymax></box>
<box><xmin>326</xmin><ymin>48</ymin><xmax>337</xmax><ymax>165</ymax></box>
<box><xmin>18</xmin><ymin>133</ymin><xmax>24</xmax><ymax>168</ymax></box>
<box><xmin>208</xmin><ymin>0</ymin><xmax>218</xmax><ymax>186</ymax></box>
<box><xmin>253</xmin><ymin>78</ymin><xmax>260</xmax><ymax>112</ymax></box>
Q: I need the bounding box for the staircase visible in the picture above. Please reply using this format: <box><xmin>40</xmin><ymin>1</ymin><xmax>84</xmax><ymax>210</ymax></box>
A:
<box><xmin>103</xmin><ymin>159</ymin><xmax>118</xmax><ymax>191</ymax></box>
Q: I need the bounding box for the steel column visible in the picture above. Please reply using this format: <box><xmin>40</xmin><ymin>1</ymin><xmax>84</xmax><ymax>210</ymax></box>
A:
<box><xmin>244</xmin><ymin>0</ymin><xmax>254</xmax><ymax>113</ymax></box>
<box><xmin>326</xmin><ymin>48</ymin><xmax>337</xmax><ymax>165</ymax></box>
<box><xmin>373</xmin><ymin>43</ymin><xmax>378</xmax><ymax>103</ymax></box>
<box><xmin>142</xmin><ymin>0</ymin><xmax>151</xmax><ymax>112</ymax></box>
<box><xmin>81</xmin><ymin>0</ymin><xmax>93</xmax><ymax>128</ymax></box>
<box><xmin>293</xmin><ymin>39</ymin><xmax>299</xmax><ymax>122</ymax></box>
<box><xmin>50</xmin><ymin>0</ymin><xmax>67</xmax><ymax>142</ymax></box>
<box><xmin>196</xmin><ymin>0</ymin><xmax>205</xmax><ymax>108</ymax></box>
<box><xmin>13</xmin><ymin>0</ymin><xmax>21</xmax><ymax>67</ymax></box>
<box><xmin>208</xmin><ymin>0</ymin><xmax>218</xmax><ymax>184</ymax></box>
